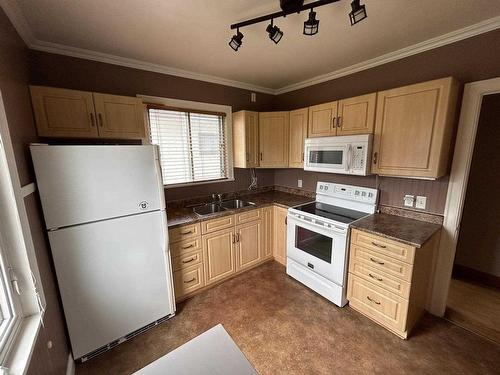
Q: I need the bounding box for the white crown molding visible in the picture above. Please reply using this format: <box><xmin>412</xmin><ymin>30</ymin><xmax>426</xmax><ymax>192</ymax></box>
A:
<box><xmin>275</xmin><ymin>15</ymin><xmax>500</xmax><ymax>94</ymax></box>
<box><xmin>2</xmin><ymin>0</ymin><xmax>499</xmax><ymax>96</ymax></box>
<box><xmin>29</xmin><ymin>40</ymin><xmax>276</xmax><ymax>94</ymax></box>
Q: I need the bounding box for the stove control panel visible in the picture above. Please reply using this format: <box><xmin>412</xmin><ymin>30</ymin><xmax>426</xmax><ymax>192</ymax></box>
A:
<box><xmin>316</xmin><ymin>182</ymin><xmax>378</xmax><ymax>205</ymax></box>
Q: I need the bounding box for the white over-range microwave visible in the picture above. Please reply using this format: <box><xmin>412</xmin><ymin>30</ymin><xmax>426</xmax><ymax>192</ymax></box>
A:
<box><xmin>304</xmin><ymin>134</ymin><xmax>372</xmax><ymax>175</ymax></box>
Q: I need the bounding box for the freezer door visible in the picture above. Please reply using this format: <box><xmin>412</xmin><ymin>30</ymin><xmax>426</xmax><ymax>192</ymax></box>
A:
<box><xmin>48</xmin><ymin>211</ymin><xmax>175</xmax><ymax>359</ymax></box>
<box><xmin>31</xmin><ymin>145</ymin><xmax>165</xmax><ymax>229</ymax></box>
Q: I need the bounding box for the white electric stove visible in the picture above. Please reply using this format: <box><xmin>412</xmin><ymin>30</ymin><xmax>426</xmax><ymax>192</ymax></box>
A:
<box><xmin>286</xmin><ymin>182</ymin><xmax>378</xmax><ymax>307</ymax></box>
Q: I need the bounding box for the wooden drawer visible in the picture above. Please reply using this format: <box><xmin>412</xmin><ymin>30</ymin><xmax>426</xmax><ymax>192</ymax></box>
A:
<box><xmin>349</xmin><ymin>258</ymin><xmax>411</xmax><ymax>298</ymax></box>
<box><xmin>170</xmin><ymin>236</ymin><xmax>202</xmax><ymax>257</ymax></box>
<box><xmin>169</xmin><ymin>223</ymin><xmax>201</xmax><ymax>243</ymax></box>
<box><xmin>235</xmin><ymin>208</ymin><xmax>261</xmax><ymax>225</ymax></box>
<box><xmin>172</xmin><ymin>249</ymin><xmax>203</xmax><ymax>271</ymax></box>
<box><xmin>348</xmin><ymin>274</ymin><xmax>408</xmax><ymax>334</ymax></box>
<box><xmin>350</xmin><ymin>245</ymin><xmax>413</xmax><ymax>282</ymax></box>
<box><xmin>351</xmin><ymin>229</ymin><xmax>415</xmax><ymax>264</ymax></box>
<box><xmin>173</xmin><ymin>263</ymin><xmax>205</xmax><ymax>299</ymax></box>
<box><xmin>201</xmin><ymin>215</ymin><xmax>234</xmax><ymax>234</ymax></box>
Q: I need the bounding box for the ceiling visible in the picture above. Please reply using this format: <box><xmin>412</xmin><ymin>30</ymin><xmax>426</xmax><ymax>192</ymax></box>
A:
<box><xmin>3</xmin><ymin>0</ymin><xmax>500</xmax><ymax>93</ymax></box>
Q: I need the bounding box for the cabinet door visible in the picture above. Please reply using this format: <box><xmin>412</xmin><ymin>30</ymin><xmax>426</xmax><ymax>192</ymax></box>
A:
<box><xmin>93</xmin><ymin>93</ymin><xmax>146</xmax><ymax>139</ymax></box>
<box><xmin>203</xmin><ymin>228</ymin><xmax>236</xmax><ymax>285</ymax></box>
<box><xmin>308</xmin><ymin>102</ymin><xmax>337</xmax><ymax>137</ymax></box>
<box><xmin>259</xmin><ymin>112</ymin><xmax>290</xmax><ymax>168</ymax></box>
<box><xmin>289</xmin><ymin>108</ymin><xmax>308</xmax><ymax>168</ymax></box>
<box><xmin>337</xmin><ymin>93</ymin><xmax>376</xmax><ymax>135</ymax></box>
<box><xmin>235</xmin><ymin>220</ymin><xmax>263</xmax><ymax>272</ymax></box>
<box><xmin>262</xmin><ymin>206</ymin><xmax>273</xmax><ymax>259</ymax></box>
<box><xmin>246</xmin><ymin>111</ymin><xmax>260</xmax><ymax>168</ymax></box>
<box><xmin>372</xmin><ymin>77</ymin><xmax>459</xmax><ymax>178</ymax></box>
<box><xmin>273</xmin><ymin>206</ymin><xmax>288</xmax><ymax>265</ymax></box>
<box><xmin>29</xmin><ymin>86</ymin><xmax>98</xmax><ymax>138</ymax></box>
<box><xmin>233</xmin><ymin>111</ymin><xmax>259</xmax><ymax>168</ymax></box>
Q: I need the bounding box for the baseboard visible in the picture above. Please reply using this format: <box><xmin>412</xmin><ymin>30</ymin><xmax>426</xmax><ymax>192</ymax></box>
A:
<box><xmin>452</xmin><ymin>264</ymin><xmax>500</xmax><ymax>289</ymax></box>
<box><xmin>66</xmin><ymin>353</ymin><xmax>75</xmax><ymax>375</ymax></box>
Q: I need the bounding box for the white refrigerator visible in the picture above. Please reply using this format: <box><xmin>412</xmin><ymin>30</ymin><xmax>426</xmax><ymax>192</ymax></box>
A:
<box><xmin>30</xmin><ymin>145</ymin><xmax>176</xmax><ymax>361</ymax></box>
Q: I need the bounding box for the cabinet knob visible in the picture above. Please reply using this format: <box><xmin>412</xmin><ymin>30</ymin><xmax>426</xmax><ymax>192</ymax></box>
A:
<box><xmin>98</xmin><ymin>113</ymin><xmax>104</xmax><ymax>127</ymax></box>
<box><xmin>331</xmin><ymin>116</ymin><xmax>336</xmax><ymax>130</ymax></box>
<box><xmin>89</xmin><ymin>113</ymin><xmax>96</xmax><ymax>127</ymax></box>
<box><xmin>260</xmin><ymin>152</ymin><xmax>263</xmax><ymax>161</ymax></box>
<box><xmin>337</xmin><ymin>116</ymin><xmax>342</xmax><ymax>128</ymax></box>
<box><xmin>373</xmin><ymin>152</ymin><xmax>378</xmax><ymax>165</ymax></box>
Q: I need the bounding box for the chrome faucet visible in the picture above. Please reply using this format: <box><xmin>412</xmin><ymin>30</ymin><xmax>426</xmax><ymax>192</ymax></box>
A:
<box><xmin>212</xmin><ymin>193</ymin><xmax>223</xmax><ymax>203</ymax></box>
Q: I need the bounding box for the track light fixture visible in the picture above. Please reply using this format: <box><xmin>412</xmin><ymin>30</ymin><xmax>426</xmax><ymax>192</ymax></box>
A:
<box><xmin>349</xmin><ymin>0</ymin><xmax>367</xmax><ymax>26</ymax></box>
<box><xmin>229</xmin><ymin>29</ymin><xmax>244</xmax><ymax>51</ymax></box>
<box><xmin>266</xmin><ymin>20</ymin><xmax>284</xmax><ymax>44</ymax></box>
<box><xmin>229</xmin><ymin>0</ymin><xmax>368</xmax><ymax>51</ymax></box>
<box><xmin>303</xmin><ymin>9</ymin><xmax>319</xmax><ymax>36</ymax></box>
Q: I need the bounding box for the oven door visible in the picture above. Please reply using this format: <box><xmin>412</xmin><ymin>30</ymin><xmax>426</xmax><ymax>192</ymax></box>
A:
<box><xmin>287</xmin><ymin>215</ymin><xmax>348</xmax><ymax>286</ymax></box>
<box><xmin>304</xmin><ymin>144</ymin><xmax>348</xmax><ymax>173</ymax></box>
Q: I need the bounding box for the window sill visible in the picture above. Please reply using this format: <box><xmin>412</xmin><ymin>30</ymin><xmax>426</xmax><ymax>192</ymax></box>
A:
<box><xmin>3</xmin><ymin>314</ymin><xmax>42</xmax><ymax>375</ymax></box>
<box><xmin>164</xmin><ymin>177</ymin><xmax>235</xmax><ymax>189</ymax></box>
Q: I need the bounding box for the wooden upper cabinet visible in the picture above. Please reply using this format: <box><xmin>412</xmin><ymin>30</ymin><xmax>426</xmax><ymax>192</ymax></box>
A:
<box><xmin>29</xmin><ymin>86</ymin><xmax>98</xmax><ymax>138</ymax></box>
<box><xmin>337</xmin><ymin>93</ymin><xmax>376</xmax><ymax>136</ymax></box>
<box><xmin>232</xmin><ymin>110</ymin><xmax>259</xmax><ymax>168</ymax></box>
<box><xmin>93</xmin><ymin>93</ymin><xmax>146</xmax><ymax>139</ymax></box>
<box><xmin>372</xmin><ymin>77</ymin><xmax>459</xmax><ymax>179</ymax></box>
<box><xmin>289</xmin><ymin>108</ymin><xmax>308</xmax><ymax>168</ymax></box>
<box><xmin>30</xmin><ymin>86</ymin><xmax>146</xmax><ymax>139</ymax></box>
<box><xmin>259</xmin><ymin>111</ymin><xmax>289</xmax><ymax>168</ymax></box>
<box><xmin>308</xmin><ymin>101</ymin><xmax>337</xmax><ymax>137</ymax></box>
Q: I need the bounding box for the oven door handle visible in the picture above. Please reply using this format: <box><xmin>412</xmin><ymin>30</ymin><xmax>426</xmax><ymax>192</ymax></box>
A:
<box><xmin>287</xmin><ymin>214</ymin><xmax>347</xmax><ymax>236</ymax></box>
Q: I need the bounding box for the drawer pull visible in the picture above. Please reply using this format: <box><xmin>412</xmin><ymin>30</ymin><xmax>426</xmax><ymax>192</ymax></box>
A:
<box><xmin>181</xmin><ymin>244</ymin><xmax>194</xmax><ymax>250</ymax></box>
<box><xmin>366</xmin><ymin>296</ymin><xmax>381</xmax><ymax>305</ymax></box>
<box><xmin>182</xmin><ymin>257</ymin><xmax>196</xmax><ymax>264</ymax></box>
<box><xmin>181</xmin><ymin>230</ymin><xmax>194</xmax><ymax>235</ymax></box>
<box><xmin>370</xmin><ymin>257</ymin><xmax>385</xmax><ymax>265</ymax></box>
<box><xmin>184</xmin><ymin>277</ymin><xmax>196</xmax><ymax>284</ymax></box>
<box><xmin>371</xmin><ymin>241</ymin><xmax>387</xmax><ymax>249</ymax></box>
<box><xmin>368</xmin><ymin>273</ymin><xmax>383</xmax><ymax>282</ymax></box>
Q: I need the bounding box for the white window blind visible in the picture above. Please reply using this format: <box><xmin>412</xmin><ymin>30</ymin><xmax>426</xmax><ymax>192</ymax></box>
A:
<box><xmin>148</xmin><ymin>108</ymin><xmax>228</xmax><ymax>185</ymax></box>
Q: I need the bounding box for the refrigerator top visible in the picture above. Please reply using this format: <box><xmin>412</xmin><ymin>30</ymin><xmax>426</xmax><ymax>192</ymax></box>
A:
<box><xmin>31</xmin><ymin>145</ymin><xmax>166</xmax><ymax>230</ymax></box>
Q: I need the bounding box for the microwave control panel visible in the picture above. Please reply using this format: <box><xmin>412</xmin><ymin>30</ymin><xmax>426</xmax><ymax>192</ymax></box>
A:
<box><xmin>351</xmin><ymin>145</ymin><xmax>365</xmax><ymax>170</ymax></box>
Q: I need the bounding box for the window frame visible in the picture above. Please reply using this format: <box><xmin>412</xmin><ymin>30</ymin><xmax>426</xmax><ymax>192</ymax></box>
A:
<box><xmin>138</xmin><ymin>95</ymin><xmax>234</xmax><ymax>188</ymax></box>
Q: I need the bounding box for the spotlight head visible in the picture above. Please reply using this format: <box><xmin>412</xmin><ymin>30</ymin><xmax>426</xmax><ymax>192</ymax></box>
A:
<box><xmin>266</xmin><ymin>21</ymin><xmax>284</xmax><ymax>44</ymax></box>
<box><xmin>349</xmin><ymin>0</ymin><xmax>367</xmax><ymax>26</ymax></box>
<box><xmin>303</xmin><ymin>10</ymin><xmax>319</xmax><ymax>36</ymax></box>
<box><xmin>229</xmin><ymin>30</ymin><xmax>244</xmax><ymax>51</ymax></box>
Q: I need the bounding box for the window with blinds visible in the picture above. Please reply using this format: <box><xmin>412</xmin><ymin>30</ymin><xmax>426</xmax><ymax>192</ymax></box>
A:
<box><xmin>148</xmin><ymin>107</ymin><xmax>229</xmax><ymax>185</ymax></box>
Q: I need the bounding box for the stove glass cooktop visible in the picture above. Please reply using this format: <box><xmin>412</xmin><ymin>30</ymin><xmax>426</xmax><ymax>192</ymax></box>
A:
<box><xmin>294</xmin><ymin>202</ymin><xmax>368</xmax><ymax>224</ymax></box>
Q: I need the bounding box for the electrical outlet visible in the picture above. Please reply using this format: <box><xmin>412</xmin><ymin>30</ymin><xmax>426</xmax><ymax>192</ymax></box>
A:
<box><xmin>251</xmin><ymin>92</ymin><xmax>257</xmax><ymax>102</ymax></box>
<box><xmin>297</xmin><ymin>179</ymin><xmax>303</xmax><ymax>188</ymax></box>
<box><xmin>403</xmin><ymin>194</ymin><xmax>415</xmax><ymax>208</ymax></box>
<box><xmin>416</xmin><ymin>196</ymin><xmax>427</xmax><ymax>209</ymax></box>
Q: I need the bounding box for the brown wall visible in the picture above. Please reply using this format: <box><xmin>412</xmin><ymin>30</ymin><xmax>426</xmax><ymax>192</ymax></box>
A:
<box><xmin>165</xmin><ymin>168</ymin><xmax>275</xmax><ymax>202</ymax></box>
<box><xmin>274</xmin><ymin>170</ymin><xmax>449</xmax><ymax>214</ymax></box>
<box><xmin>29</xmin><ymin>50</ymin><xmax>276</xmax><ymax>201</ymax></box>
<box><xmin>271</xmin><ymin>29</ymin><xmax>500</xmax><ymax>215</ymax></box>
<box><xmin>273</xmin><ymin>29</ymin><xmax>500</xmax><ymax>110</ymax></box>
<box><xmin>454</xmin><ymin>94</ymin><xmax>500</xmax><ymax>277</ymax></box>
<box><xmin>0</xmin><ymin>8</ymin><xmax>70</xmax><ymax>375</ymax></box>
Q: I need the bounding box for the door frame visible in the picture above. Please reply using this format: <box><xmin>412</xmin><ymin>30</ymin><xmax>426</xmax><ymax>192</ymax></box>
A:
<box><xmin>428</xmin><ymin>77</ymin><xmax>500</xmax><ymax>316</ymax></box>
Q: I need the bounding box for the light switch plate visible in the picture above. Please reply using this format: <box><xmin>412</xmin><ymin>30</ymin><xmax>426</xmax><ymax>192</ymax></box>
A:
<box><xmin>297</xmin><ymin>179</ymin><xmax>303</xmax><ymax>188</ymax></box>
<box><xmin>404</xmin><ymin>194</ymin><xmax>415</xmax><ymax>207</ymax></box>
<box><xmin>416</xmin><ymin>196</ymin><xmax>427</xmax><ymax>209</ymax></box>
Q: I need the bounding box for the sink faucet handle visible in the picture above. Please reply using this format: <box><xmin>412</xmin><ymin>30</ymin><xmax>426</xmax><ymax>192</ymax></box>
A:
<box><xmin>217</xmin><ymin>193</ymin><xmax>223</xmax><ymax>201</ymax></box>
<box><xmin>211</xmin><ymin>193</ymin><xmax>217</xmax><ymax>201</ymax></box>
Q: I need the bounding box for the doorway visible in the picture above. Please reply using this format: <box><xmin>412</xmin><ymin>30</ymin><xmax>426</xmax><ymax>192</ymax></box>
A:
<box><xmin>445</xmin><ymin>93</ymin><xmax>500</xmax><ymax>343</ymax></box>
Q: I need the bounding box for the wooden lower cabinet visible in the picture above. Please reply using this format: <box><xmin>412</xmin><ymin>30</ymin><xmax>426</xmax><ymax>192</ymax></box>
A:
<box><xmin>273</xmin><ymin>206</ymin><xmax>288</xmax><ymax>265</ymax></box>
<box><xmin>235</xmin><ymin>220</ymin><xmax>263</xmax><ymax>271</ymax></box>
<box><xmin>347</xmin><ymin>229</ymin><xmax>439</xmax><ymax>339</ymax></box>
<box><xmin>203</xmin><ymin>227</ymin><xmax>236</xmax><ymax>285</ymax></box>
<box><xmin>169</xmin><ymin>205</ymin><xmax>286</xmax><ymax>301</ymax></box>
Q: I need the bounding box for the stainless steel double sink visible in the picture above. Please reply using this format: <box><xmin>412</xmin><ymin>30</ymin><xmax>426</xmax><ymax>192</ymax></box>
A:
<box><xmin>193</xmin><ymin>199</ymin><xmax>254</xmax><ymax>216</ymax></box>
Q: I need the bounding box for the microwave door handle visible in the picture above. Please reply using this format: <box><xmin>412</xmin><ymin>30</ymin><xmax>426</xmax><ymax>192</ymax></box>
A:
<box><xmin>345</xmin><ymin>145</ymin><xmax>351</xmax><ymax>172</ymax></box>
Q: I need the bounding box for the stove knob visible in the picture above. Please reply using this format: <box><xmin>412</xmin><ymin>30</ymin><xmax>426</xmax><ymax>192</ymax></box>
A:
<box><xmin>320</xmin><ymin>185</ymin><xmax>323</xmax><ymax>190</ymax></box>
<box><xmin>324</xmin><ymin>186</ymin><xmax>329</xmax><ymax>191</ymax></box>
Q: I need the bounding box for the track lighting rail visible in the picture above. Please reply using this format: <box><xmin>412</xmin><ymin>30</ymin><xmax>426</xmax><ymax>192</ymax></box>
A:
<box><xmin>230</xmin><ymin>0</ymin><xmax>340</xmax><ymax>30</ymax></box>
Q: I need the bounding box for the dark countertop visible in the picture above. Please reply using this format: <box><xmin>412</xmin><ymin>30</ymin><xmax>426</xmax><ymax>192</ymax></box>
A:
<box><xmin>167</xmin><ymin>191</ymin><xmax>313</xmax><ymax>229</ymax></box>
<box><xmin>350</xmin><ymin>213</ymin><xmax>442</xmax><ymax>248</ymax></box>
